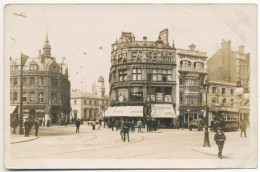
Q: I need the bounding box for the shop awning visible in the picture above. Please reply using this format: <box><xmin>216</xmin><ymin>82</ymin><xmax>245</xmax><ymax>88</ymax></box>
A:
<box><xmin>10</xmin><ymin>105</ymin><xmax>18</xmax><ymax>114</ymax></box>
<box><xmin>151</xmin><ymin>104</ymin><xmax>177</xmax><ymax>118</ymax></box>
<box><xmin>104</xmin><ymin>106</ymin><xmax>143</xmax><ymax>117</ymax></box>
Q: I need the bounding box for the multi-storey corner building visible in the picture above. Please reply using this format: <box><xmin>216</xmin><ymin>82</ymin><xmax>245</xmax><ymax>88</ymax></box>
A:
<box><xmin>70</xmin><ymin>75</ymin><xmax>110</xmax><ymax>120</ymax></box>
<box><xmin>207</xmin><ymin>40</ymin><xmax>250</xmax><ymax>127</ymax></box>
<box><xmin>10</xmin><ymin>35</ymin><xmax>71</xmax><ymax>125</ymax></box>
<box><xmin>107</xmin><ymin>29</ymin><xmax>177</xmax><ymax>127</ymax></box>
<box><xmin>176</xmin><ymin>44</ymin><xmax>208</xmax><ymax>128</ymax></box>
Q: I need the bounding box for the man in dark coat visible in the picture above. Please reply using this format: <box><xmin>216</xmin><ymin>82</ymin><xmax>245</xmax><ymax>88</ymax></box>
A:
<box><xmin>34</xmin><ymin>119</ymin><xmax>40</xmax><ymax>136</ymax></box>
<box><xmin>240</xmin><ymin>120</ymin><xmax>247</xmax><ymax>137</ymax></box>
<box><xmin>123</xmin><ymin>119</ymin><xmax>130</xmax><ymax>142</ymax></box>
<box><xmin>24</xmin><ymin>118</ymin><xmax>30</xmax><ymax>137</ymax></box>
<box><xmin>120</xmin><ymin>118</ymin><xmax>125</xmax><ymax>141</ymax></box>
<box><xmin>75</xmin><ymin>119</ymin><xmax>81</xmax><ymax>133</ymax></box>
<box><xmin>214</xmin><ymin>127</ymin><xmax>226</xmax><ymax>159</ymax></box>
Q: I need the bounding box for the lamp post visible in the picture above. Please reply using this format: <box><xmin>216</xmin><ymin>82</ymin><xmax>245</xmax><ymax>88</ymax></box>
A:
<box><xmin>146</xmin><ymin>69</ymin><xmax>152</xmax><ymax>127</ymax></box>
<box><xmin>203</xmin><ymin>82</ymin><xmax>210</xmax><ymax>147</ymax></box>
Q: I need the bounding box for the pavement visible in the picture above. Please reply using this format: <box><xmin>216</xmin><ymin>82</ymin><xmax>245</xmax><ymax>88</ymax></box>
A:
<box><xmin>192</xmin><ymin>131</ymin><xmax>250</xmax><ymax>159</ymax></box>
<box><xmin>9</xmin><ymin>125</ymin><xmax>252</xmax><ymax>159</ymax></box>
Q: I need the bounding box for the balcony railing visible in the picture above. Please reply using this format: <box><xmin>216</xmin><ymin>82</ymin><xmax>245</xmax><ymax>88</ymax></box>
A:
<box><xmin>179</xmin><ymin>66</ymin><xmax>208</xmax><ymax>73</ymax></box>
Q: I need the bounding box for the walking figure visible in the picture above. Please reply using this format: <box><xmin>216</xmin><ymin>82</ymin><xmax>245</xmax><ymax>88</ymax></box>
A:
<box><xmin>75</xmin><ymin>119</ymin><xmax>81</xmax><ymax>133</ymax></box>
<box><xmin>130</xmin><ymin>120</ymin><xmax>135</xmax><ymax>133</ymax></box>
<box><xmin>123</xmin><ymin>119</ymin><xmax>130</xmax><ymax>142</ymax></box>
<box><xmin>24</xmin><ymin>118</ymin><xmax>30</xmax><ymax>137</ymax></box>
<box><xmin>240</xmin><ymin>120</ymin><xmax>247</xmax><ymax>137</ymax></box>
<box><xmin>34</xmin><ymin>119</ymin><xmax>39</xmax><ymax>136</ymax></box>
<box><xmin>120</xmin><ymin>118</ymin><xmax>125</xmax><ymax>141</ymax></box>
<box><xmin>214</xmin><ymin>127</ymin><xmax>226</xmax><ymax>159</ymax></box>
<box><xmin>137</xmin><ymin>119</ymin><xmax>142</xmax><ymax>133</ymax></box>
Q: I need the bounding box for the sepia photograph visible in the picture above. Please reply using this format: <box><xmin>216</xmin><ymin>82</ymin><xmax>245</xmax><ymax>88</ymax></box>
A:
<box><xmin>3</xmin><ymin>3</ymin><xmax>258</xmax><ymax>170</ymax></box>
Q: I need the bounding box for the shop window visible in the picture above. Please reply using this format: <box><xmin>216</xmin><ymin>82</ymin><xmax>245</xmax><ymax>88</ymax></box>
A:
<box><xmin>22</xmin><ymin>92</ymin><xmax>27</xmax><ymax>102</ymax></box>
<box><xmin>30</xmin><ymin>92</ymin><xmax>35</xmax><ymax>102</ymax></box>
<box><xmin>133</xmin><ymin>68</ymin><xmax>142</xmax><ymax>80</ymax></box>
<box><xmin>13</xmin><ymin>78</ymin><xmax>18</xmax><ymax>85</ymax></box>
<box><xmin>130</xmin><ymin>87</ymin><xmax>143</xmax><ymax>102</ymax></box>
<box><xmin>39</xmin><ymin>92</ymin><xmax>44</xmax><ymax>102</ymax></box>
<box><xmin>119</xmin><ymin>69</ymin><xmax>127</xmax><ymax>81</ymax></box>
<box><xmin>30</xmin><ymin>77</ymin><xmax>35</xmax><ymax>85</ymax></box>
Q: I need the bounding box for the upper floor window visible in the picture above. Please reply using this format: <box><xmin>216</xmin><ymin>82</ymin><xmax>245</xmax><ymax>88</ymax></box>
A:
<box><xmin>94</xmin><ymin>101</ymin><xmax>97</xmax><ymax>105</ymax></box>
<box><xmin>84</xmin><ymin>100</ymin><xmax>87</xmax><ymax>105</ymax></box>
<box><xmin>179</xmin><ymin>78</ymin><xmax>183</xmax><ymax>86</ymax></box>
<box><xmin>13</xmin><ymin>92</ymin><xmax>17</xmax><ymax>101</ymax></box>
<box><xmin>212</xmin><ymin>87</ymin><xmax>216</xmax><ymax>93</ymax></box>
<box><xmin>51</xmin><ymin>78</ymin><xmax>58</xmax><ymax>86</ymax></box>
<box><xmin>230</xmin><ymin>89</ymin><xmax>234</xmax><ymax>95</ymax></box>
<box><xmin>30</xmin><ymin>64</ymin><xmax>38</xmax><ymax>70</ymax></box>
<box><xmin>133</xmin><ymin>68</ymin><xmax>142</xmax><ymax>80</ymax></box>
<box><xmin>39</xmin><ymin>77</ymin><xmax>44</xmax><ymax>86</ymax></box>
<box><xmin>119</xmin><ymin>69</ymin><xmax>127</xmax><ymax>82</ymax></box>
<box><xmin>23</xmin><ymin>77</ymin><xmax>27</xmax><ymax>85</ymax></box>
<box><xmin>13</xmin><ymin>78</ymin><xmax>18</xmax><ymax>85</ymax></box>
<box><xmin>22</xmin><ymin>92</ymin><xmax>27</xmax><ymax>102</ymax></box>
<box><xmin>10</xmin><ymin>78</ymin><xmax>13</xmax><ymax>86</ymax></box>
<box><xmin>74</xmin><ymin>100</ymin><xmax>77</xmax><ymax>104</ymax></box>
<box><xmin>30</xmin><ymin>92</ymin><xmax>35</xmax><ymax>102</ymax></box>
<box><xmin>30</xmin><ymin>77</ymin><xmax>35</xmax><ymax>85</ymax></box>
<box><xmin>89</xmin><ymin>100</ymin><xmax>92</xmax><ymax>105</ymax></box>
<box><xmin>39</xmin><ymin>92</ymin><xmax>44</xmax><ymax>102</ymax></box>
<box><xmin>222</xmin><ymin>88</ymin><xmax>226</xmax><ymax>94</ymax></box>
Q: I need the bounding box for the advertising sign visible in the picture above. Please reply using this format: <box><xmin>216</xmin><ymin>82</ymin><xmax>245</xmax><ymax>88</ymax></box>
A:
<box><xmin>151</xmin><ymin>104</ymin><xmax>177</xmax><ymax>118</ymax></box>
<box><xmin>156</xmin><ymin>93</ymin><xmax>163</xmax><ymax>102</ymax></box>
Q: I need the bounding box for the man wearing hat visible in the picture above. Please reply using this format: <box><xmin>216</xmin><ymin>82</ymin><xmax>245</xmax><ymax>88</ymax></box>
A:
<box><xmin>214</xmin><ymin>127</ymin><xmax>226</xmax><ymax>159</ymax></box>
<box><xmin>24</xmin><ymin>118</ymin><xmax>30</xmax><ymax>137</ymax></box>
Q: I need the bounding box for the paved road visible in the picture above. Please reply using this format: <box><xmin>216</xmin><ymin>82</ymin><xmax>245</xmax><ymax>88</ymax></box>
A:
<box><xmin>10</xmin><ymin>125</ymin><xmax>243</xmax><ymax>159</ymax></box>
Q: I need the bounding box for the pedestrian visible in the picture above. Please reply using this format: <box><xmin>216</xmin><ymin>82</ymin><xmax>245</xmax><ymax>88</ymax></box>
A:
<box><xmin>24</xmin><ymin>118</ymin><xmax>30</xmax><ymax>137</ymax></box>
<box><xmin>12</xmin><ymin>118</ymin><xmax>18</xmax><ymax>134</ymax></box>
<box><xmin>92</xmin><ymin>120</ymin><xmax>96</xmax><ymax>130</ymax></box>
<box><xmin>120</xmin><ymin>118</ymin><xmax>125</xmax><ymax>141</ymax></box>
<box><xmin>123</xmin><ymin>119</ymin><xmax>130</xmax><ymax>142</ymax></box>
<box><xmin>75</xmin><ymin>119</ymin><xmax>81</xmax><ymax>133</ymax></box>
<box><xmin>240</xmin><ymin>120</ymin><xmax>247</xmax><ymax>137</ymax></box>
<box><xmin>137</xmin><ymin>119</ymin><xmax>142</xmax><ymax>133</ymax></box>
<box><xmin>115</xmin><ymin>120</ymin><xmax>119</xmax><ymax>131</ymax></box>
<box><xmin>214</xmin><ymin>127</ymin><xmax>226</xmax><ymax>159</ymax></box>
<box><xmin>47</xmin><ymin>118</ymin><xmax>51</xmax><ymax>127</ymax></box>
<box><xmin>130</xmin><ymin>120</ymin><xmax>135</xmax><ymax>133</ymax></box>
<box><xmin>111</xmin><ymin>120</ymin><xmax>114</xmax><ymax>131</ymax></box>
<box><xmin>97</xmin><ymin>122</ymin><xmax>101</xmax><ymax>130</ymax></box>
<box><xmin>147</xmin><ymin>119</ymin><xmax>151</xmax><ymax>132</ymax></box>
<box><xmin>34</xmin><ymin>119</ymin><xmax>40</xmax><ymax>136</ymax></box>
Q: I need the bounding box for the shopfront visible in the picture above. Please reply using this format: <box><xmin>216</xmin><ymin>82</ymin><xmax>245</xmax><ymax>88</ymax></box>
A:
<box><xmin>151</xmin><ymin>104</ymin><xmax>177</xmax><ymax>128</ymax></box>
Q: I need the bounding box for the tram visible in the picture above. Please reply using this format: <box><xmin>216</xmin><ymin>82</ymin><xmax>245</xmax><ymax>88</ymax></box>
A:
<box><xmin>211</xmin><ymin>108</ymin><xmax>239</xmax><ymax>132</ymax></box>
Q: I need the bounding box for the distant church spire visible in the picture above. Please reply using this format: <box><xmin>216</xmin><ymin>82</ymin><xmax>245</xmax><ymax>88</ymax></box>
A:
<box><xmin>43</xmin><ymin>32</ymin><xmax>51</xmax><ymax>59</ymax></box>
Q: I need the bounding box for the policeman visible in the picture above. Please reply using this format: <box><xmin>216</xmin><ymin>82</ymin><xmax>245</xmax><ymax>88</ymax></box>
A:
<box><xmin>214</xmin><ymin>127</ymin><xmax>226</xmax><ymax>159</ymax></box>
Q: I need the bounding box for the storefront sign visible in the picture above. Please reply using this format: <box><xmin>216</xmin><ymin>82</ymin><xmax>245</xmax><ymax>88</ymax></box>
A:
<box><xmin>105</xmin><ymin>106</ymin><xmax>143</xmax><ymax>117</ymax></box>
<box><xmin>156</xmin><ymin>93</ymin><xmax>163</xmax><ymax>102</ymax></box>
<box><xmin>151</xmin><ymin>104</ymin><xmax>177</xmax><ymax>118</ymax></box>
<box><xmin>164</xmin><ymin>95</ymin><xmax>172</xmax><ymax>102</ymax></box>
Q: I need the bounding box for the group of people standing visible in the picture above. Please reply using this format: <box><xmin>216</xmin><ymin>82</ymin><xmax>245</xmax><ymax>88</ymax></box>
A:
<box><xmin>23</xmin><ymin>118</ymin><xmax>40</xmax><ymax>137</ymax></box>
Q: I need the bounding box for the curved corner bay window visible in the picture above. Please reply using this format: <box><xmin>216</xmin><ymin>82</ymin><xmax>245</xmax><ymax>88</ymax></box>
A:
<box><xmin>132</xmin><ymin>68</ymin><xmax>142</xmax><ymax>80</ymax></box>
<box><xmin>130</xmin><ymin>87</ymin><xmax>143</xmax><ymax>102</ymax></box>
<box><xmin>118</xmin><ymin>88</ymin><xmax>128</xmax><ymax>101</ymax></box>
<box><xmin>151</xmin><ymin>69</ymin><xmax>172</xmax><ymax>81</ymax></box>
<box><xmin>119</xmin><ymin>69</ymin><xmax>127</xmax><ymax>82</ymax></box>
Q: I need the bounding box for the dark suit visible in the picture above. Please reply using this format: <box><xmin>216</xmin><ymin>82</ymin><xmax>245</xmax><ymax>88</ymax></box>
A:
<box><xmin>240</xmin><ymin>121</ymin><xmax>247</xmax><ymax>137</ymax></box>
<box><xmin>34</xmin><ymin>121</ymin><xmax>39</xmax><ymax>136</ymax></box>
<box><xmin>24</xmin><ymin>121</ymin><xmax>30</xmax><ymax>137</ymax></box>
<box><xmin>214</xmin><ymin>131</ymin><xmax>226</xmax><ymax>158</ymax></box>
<box><xmin>75</xmin><ymin>120</ymin><xmax>81</xmax><ymax>133</ymax></box>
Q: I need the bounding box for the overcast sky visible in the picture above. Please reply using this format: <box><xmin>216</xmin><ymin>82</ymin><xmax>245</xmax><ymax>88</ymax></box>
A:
<box><xmin>5</xmin><ymin>4</ymin><xmax>257</xmax><ymax>94</ymax></box>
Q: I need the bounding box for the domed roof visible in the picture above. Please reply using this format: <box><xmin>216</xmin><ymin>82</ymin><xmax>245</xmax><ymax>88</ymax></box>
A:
<box><xmin>98</xmin><ymin>75</ymin><xmax>104</xmax><ymax>82</ymax></box>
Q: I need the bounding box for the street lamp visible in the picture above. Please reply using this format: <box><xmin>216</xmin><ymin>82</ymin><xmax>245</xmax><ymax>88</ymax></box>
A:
<box><xmin>203</xmin><ymin>82</ymin><xmax>210</xmax><ymax>147</ymax></box>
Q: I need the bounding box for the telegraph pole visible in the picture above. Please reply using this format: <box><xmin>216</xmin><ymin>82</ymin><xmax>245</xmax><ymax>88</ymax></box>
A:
<box><xmin>19</xmin><ymin>53</ymin><xmax>24</xmax><ymax>135</ymax></box>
